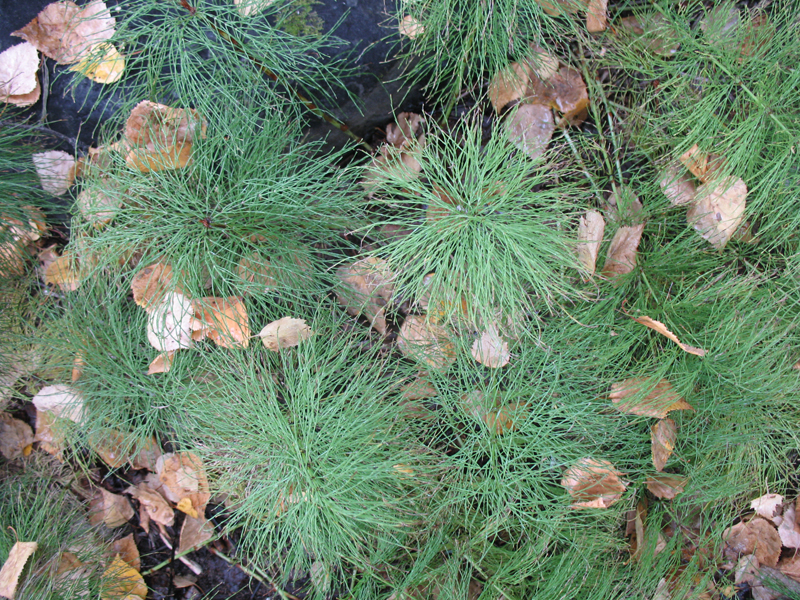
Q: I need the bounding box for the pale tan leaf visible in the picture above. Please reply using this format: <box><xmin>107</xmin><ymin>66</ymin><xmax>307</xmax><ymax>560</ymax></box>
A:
<box><xmin>658</xmin><ymin>163</ymin><xmax>696</xmax><ymax>206</ymax></box>
<box><xmin>32</xmin><ymin>384</ymin><xmax>84</xmax><ymax>424</ymax></box>
<box><xmin>32</xmin><ymin>150</ymin><xmax>75</xmax><ymax>196</ymax></box>
<box><xmin>778</xmin><ymin>501</ymin><xmax>800</xmax><ymax>549</ymax></box>
<box><xmin>577</xmin><ymin>209</ymin><xmax>605</xmax><ymax>276</ymax></box>
<box><xmin>190</xmin><ymin>297</ymin><xmax>250</xmax><ymax>349</ymax></box>
<box><xmin>488</xmin><ymin>62</ymin><xmax>529</xmax><ymax>113</ymax></box>
<box><xmin>129</xmin><ymin>436</ymin><xmax>161</xmax><ymax>471</ymax></box>
<box><xmin>723</xmin><ymin>518</ymin><xmax>782</xmax><ymax>567</ymax></box>
<box><xmin>524</xmin><ymin>44</ymin><xmax>560</xmax><ymax>80</ymax></box>
<box><xmin>397</xmin><ymin>315</ymin><xmax>456</xmax><ymax>370</ymax></box>
<box><xmin>126</xmin><ymin>482</ymin><xmax>174</xmax><ymax>527</ymax></box>
<box><xmin>400</xmin><ymin>376</ymin><xmax>437</xmax><ymax>401</ymax></box>
<box><xmin>609</xmin><ymin>378</ymin><xmax>693</xmax><ymax>419</ymax></box>
<box><xmin>601</xmin><ymin>224</ymin><xmax>644</xmax><ymax>279</ymax></box>
<box><xmin>0</xmin><ymin>541</ymin><xmax>38</xmax><ymax>599</ymax></box>
<box><xmin>617</xmin><ymin>13</ymin><xmax>681</xmax><ymax>57</ymax></box>
<box><xmin>460</xmin><ymin>390</ymin><xmax>525</xmax><ymax>434</ymax></box>
<box><xmin>131</xmin><ymin>263</ymin><xmax>175</xmax><ymax>312</ymax></box>
<box><xmin>586</xmin><ymin>0</ymin><xmax>608</xmax><ymax>32</ymax></box>
<box><xmin>751</xmin><ymin>493</ymin><xmax>784</xmax><ymax>524</ymax></box>
<box><xmin>68</xmin><ymin>42</ymin><xmax>124</xmax><ymax>83</ymax></box>
<box><xmin>147</xmin><ymin>351</ymin><xmax>175</xmax><ymax>375</ymax></box>
<box><xmin>156</xmin><ymin>452</ymin><xmax>210</xmax><ymax>517</ymax></box>
<box><xmin>125</xmin><ymin>142</ymin><xmax>194</xmax><ymax>173</ymax></box>
<box><xmin>604</xmin><ymin>185</ymin><xmax>643</xmax><ymax>224</ymax></box>
<box><xmin>0</xmin><ymin>413</ymin><xmax>33</xmax><ymax>460</ymax></box>
<box><xmin>0</xmin><ymin>42</ymin><xmax>39</xmax><ymax>98</ymax></box>
<box><xmin>687</xmin><ymin>177</ymin><xmax>747</xmax><ymax>251</ymax></box>
<box><xmin>470</xmin><ymin>323</ymin><xmax>510</xmax><ymax>368</ymax></box>
<box><xmin>173</xmin><ymin>574</ymin><xmax>197</xmax><ymax>589</ymax></box>
<box><xmin>651</xmin><ymin>418</ymin><xmax>676</xmax><ymax>471</ymax></box>
<box><xmin>335</xmin><ymin>257</ymin><xmax>396</xmax><ymax>335</ymax></box>
<box><xmin>505</xmin><ymin>103</ymin><xmax>554</xmax><ymax>161</ymax></box>
<box><xmin>112</xmin><ymin>534</ymin><xmax>140</xmax><ymax>572</ymax></box>
<box><xmin>385</xmin><ymin>112</ymin><xmax>423</xmax><ymax>148</ymax></box>
<box><xmin>652</xmin><ymin>578</ymin><xmax>671</xmax><ymax>600</ymax></box>
<box><xmin>147</xmin><ymin>292</ymin><xmax>194</xmax><ymax>352</ymax></box>
<box><xmin>33</xmin><ymin>408</ymin><xmax>64</xmax><ymax>459</ymax></box>
<box><xmin>13</xmin><ymin>1</ymin><xmax>116</xmax><ymax>65</ymax></box>
<box><xmin>178</xmin><ymin>516</ymin><xmax>214</xmax><ymax>554</ymax></box>
<box><xmin>3</xmin><ymin>78</ymin><xmax>40</xmax><ymax>107</ymax></box>
<box><xmin>234</xmin><ymin>0</ymin><xmax>276</xmax><ymax>17</ymax></box>
<box><xmin>76</xmin><ymin>184</ymin><xmax>120</xmax><ymax>226</ymax></box>
<box><xmin>89</xmin><ymin>488</ymin><xmax>134</xmax><ymax>528</ymax></box>
<box><xmin>257</xmin><ymin>316</ymin><xmax>312</xmax><ymax>351</ymax></box>
<box><xmin>678</xmin><ymin>143</ymin><xmax>708</xmax><ymax>181</ymax></box>
<box><xmin>0</xmin><ymin>242</ymin><xmax>26</xmax><ymax>277</ymax></box>
<box><xmin>101</xmin><ymin>555</ymin><xmax>146</xmax><ymax>600</ymax></box>
<box><xmin>561</xmin><ymin>457</ymin><xmax>626</xmax><ymax>509</ymax></box>
<box><xmin>646</xmin><ymin>474</ymin><xmax>687</xmax><ymax>499</ymax></box>
<box><xmin>398</xmin><ymin>15</ymin><xmax>424</xmax><ymax>39</ymax></box>
<box><xmin>779</xmin><ymin>555</ymin><xmax>800</xmax><ymax>583</ymax></box>
<box><xmin>633</xmin><ymin>316</ymin><xmax>706</xmax><ymax>357</ymax></box>
<box><xmin>88</xmin><ymin>428</ymin><xmax>128</xmax><ymax>469</ymax></box>
<box><xmin>236</xmin><ymin>252</ymin><xmax>277</xmax><ymax>293</ymax></box>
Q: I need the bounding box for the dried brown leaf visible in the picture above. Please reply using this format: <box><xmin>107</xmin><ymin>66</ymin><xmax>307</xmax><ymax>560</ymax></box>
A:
<box><xmin>398</xmin><ymin>316</ymin><xmax>456</xmax><ymax>370</ymax></box>
<box><xmin>335</xmin><ymin>257</ymin><xmax>396</xmax><ymax>335</ymax></box>
<box><xmin>525</xmin><ymin>65</ymin><xmax>588</xmax><ymax>125</ymax></box>
<box><xmin>0</xmin><ymin>42</ymin><xmax>39</xmax><ymax>99</ymax></box>
<box><xmin>609</xmin><ymin>378</ymin><xmax>693</xmax><ymax>419</ymax></box>
<box><xmin>156</xmin><ymin>452</ymin><xmax>210</xmax><ymax>517</ymax></box>
<box><xmin>125</xmin><ymin>142</ymin><xmax>194</xmax><ymax>173</ymax></box>
<box><xmin>751</xmin><ymin>493</ymin><xmax>784</xmax><ymax>524</ymax></box>
<box><xmin>76</xmin><ymin>184</ymin><xmax>120</xmax><ymax>226</ymax></box>
<box><xmin>687</xmin><ymin>177</ymin><xmax>747</xmax><ymax>251</ymax></box>
<box><xmin>679</xmin><ymin>144</ymin><xmax>708</xmax><ymax>181</ymax></box>
<box><xmin>190</xmin><ymin>296</ymin><xmax>250</xmax><ymax>349</ymax></box>
<box><xmin>126</xmin><ymin>482</ymin><xmax>174</xmax><ymax>528</ymax></box>
<box><xmin>257</xmin><ymin>316</ymin><xmax>312</xmax><ymax>351</ymax></box>
<box><xmin>0</xmin><ymin>413</ymin><xmax>33</xmax><ymax>460</ymax></box>
<box><xmin>646</xmin><ymin>474</ymin><xmax>687</xmax><ymax>499</ymax></box>
<box><xmin>89</xmin><ymin>488</ymin><xmax>134</xmax><ymax>528</ymax></box>
<box><xmin>778</xmin><ymin>501</ymin><xmax>800</xmax><ymax>549</ymax></box>
<box><xmin>561</xmin><ymin>457</ymin><xmax>626</xmax><ymax>509</ymax></box>
<box><xmin>32</xmin><ymin>384</ymin><xmax>84</xmax><ymax>424</ymax></box>
<box><xmin>147</xmin><ymin>292</ymin><xmax>194</xmax><ymax>352</ymax></box>
<box><xmin>88</xmin><ymin>428</ymin><xmax>128</xmax><ymax>469</ymax></box>
<box><xmin>33</xmin><ymin>408</ymin><xmax>64</xmax><ymax>459</ymax></box>
<box><xmin>129</xmin><ymin>436</ymin><xmax>161</xmax><ymax>471</ymax></box>
<box><xmin>651</xmin><ymin>418</ymin><xmax>677</xmax><ymax>471</ymax></box>
<box><xmin>470</xmin><ymin>323</ymin><xmax>511</xmax><ymax>368</ymax></box>
<box><xmin>601</xmin><ymin>223</ymin><xmax>644</xmax><ymax>279</ymax></box>
<box><xmin>779</xmin><ymin>555</ymin><xmax>800</xmax><ymax>583</ymax></box>
<box><xmin>385</xmin><ymin>112</ymin><xmax>422</xmax><ymax>148</ymax></box>
<box><xmin>577</xmin><ymin>209</ymin><xmax>605</xmax><ymax>276</ymax></box>
<box><xmin>586</xmin><ymin>0</ymin><xmax>608</xmax><ymax>32</ymax></box>
<box><xmin>44</xmin><ymin>250</ymin><xmax>83</xmax><ymax>292</ymax></box>
<box><xmin>178</xmin><ymin>516</ymin><xmax>214</xmax><ymax>554</ymax></box>
<box><xmin>147</xmin><ymin>351</ymin><xmax>175</xmax><ymax>375</ymax></box>
<box><xmin>131</xmin><ymin>263</ymin><xmax>175</xmax><ymax>312</ymax></box>
<box><xmin>505</xmin><ymin>103</ymin><xmax>554</xmax><ymax>160</ymax></box>
<box><xmin>488</xmin><ymin>62</ymin><xmax>530</xmax><ymax>113</ymax></box>
<box><xmin>659</xmin><ymin>163</ymin><xmax>696</xmax><ymax>206</ymax></box>
<box><xmin>723</xmin><ymin>518</ymin><xmax>782</xmax><ymax>568</ymax></box>
<box><xmin>633</xmin><ymin>316</ymin><xmax>706</xmax><ymax>357</ymax></box>
<box><xmin>101</xmin><ymin>555</ymin><xmax>146</xmax><ymax>600</ymax></box>
<box><xmin>236</xmin><ymin>252</ymin><xmax>277</xmax><ymax>293</ymax></box>
<box><xmin>460</xmin><ymin>390</ymin><xmax>525</xmax><ymax>434</ymax></box>
<box><xmin>112</xmin><ymin>534</ymin><xmax>140</xmax><ymax>572</ymax></box>
<box><xmin>32</xmin><ymin>150</ymin><xmax>75</xmax><ymax>196</ymax></box>
<box><xmin>0</xmin><ymin>541</ymin><xmax>38</xmax><ymax>600</ymax></box>
<box><xmin>524</xmin><ymin>44</ymin><xmax>560</xmax><ymax>80</ymax></box>
<box><xmin>400</xmin><ymin>375</ymin><xmax>437</xmax><ymax>401</ymax></box>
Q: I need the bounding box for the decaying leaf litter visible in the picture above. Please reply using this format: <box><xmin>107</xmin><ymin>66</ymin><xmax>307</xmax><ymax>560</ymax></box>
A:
<box><xmin>2</xmin><ymin>0</ymin><xmax>800</xmax><ymax>598</ymax></box>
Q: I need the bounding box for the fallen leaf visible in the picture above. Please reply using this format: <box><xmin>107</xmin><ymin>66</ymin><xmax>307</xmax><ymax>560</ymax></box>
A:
<box><xmin>147</xmin><ymin>292</ymin><xmax>194</xmax><ymax>352</ymax></box>
<box><xmin>678</xmin><ymin>144</ymin><xmax>708</xmax><ymax>181</ymax></box>
<box><xmin>32</xmin><ymin>150</ymin><xmax>75</xmax><ymax>196</ymax></box>
<box><xmin>397</xmin><ymin>315</ymin><xmax>456</xmax><ymax>370</ymax></box>
<box><xmin>687</xmin><ymin>177</ymin><xmax>747</xmax><ymax>251</ymax></box>
<box><xmin>651</xmin><ymin>418</ymin><xmax>677</xmax><ymax>471</ymax></box>
<box><xmin>101</xmin><ymin>555</ymin><xmax>146</xmax><ymax>600</ymax></box>
<box><xmin>577</xmin><ymin>209</ymin><xmax>605</xmax><ymax>276</ymax></box>
<box><xmin>778</xmin><ymin>500</ymin><xmax>800</xmax><ymax>549</ymax></box>
<box><xmin>112</xmin><ymin>534</ymin><xmax>140</xmax><ymax>572</ymax></box>
<box><xmin>778</xmin><ymin>555</ymin><xmax>800</xmax><ymax>583</ymax></box>
<box><xmin>257</xmin><ymin>316</ymin><xmax>313</xmax><ymax>351</ymax></box>
<box><xmin>0</xmin><ymin>413</ymin><xmax>33</xmax><ymax>460</ymax></box>
<box><xmin>88</xmin><ymin>428</ymin><xmax>128</xmax><ymax>469</ymax></box>
<box><xmin>400</xmin><ymin>375</ymin><xmax>437</xmax><ymax>401</ymax></box>
<box><xmin>236</xmin><ymin>252</ymin><xmax>277</xmax><ymax>293</ymax></box>
<box><xmin>156</xmin><ymin>452</ymin><xmax>210</xmax><ymax>517</ymax></box>
<box><xmin>2</xmin><ymin>78</ymin><xmax>40</xmax><ymax>107</ymax></box>
<box><xmin>131</xmin><ymin>263</ymin><xmax>176</xmax><ymax>312</ymax></box>
<box><xmin>0</xmin><ymin>42</ymin><xmax>39</xmax><ymax>101</ymax></box>
<box><xmin>605</xmin><ymin>186</ymin><xmax>643</xmax><ymax>224</ymax></box>
<box><xmin>33</xmin><ymin>408</ymin><xmax>64</xmax><ymax>459</ymax></box>
<box><xmin>0</xmin><ymin>541</ymin><xmax>38</xmax><ymax>600</ymax></box>
<box><xmin>525</xmin><ymin>64</ymin><xmax>589</xmax><ymax>125</ymax></box>
<box><xmin>13</xmin><ymin>1</ymin><xmax>116</xmax><ymax>65</ymax></box>
<box><xmin>173</xmin><ymin>573</ymin><xmax>197</xmax><ymax>588</ymax></box>
<box><xmin>0</xmin><ymin>242</ymin><xmax>26</xmax><ymax>277</ymax></box>
<box><xmin>129</xmin><ymin>436</ymin><xmax>161</xmax><ymax>471</ymax></box>
<box><xmin>602</xmin><ymin>224</ymin><xmax>645</xmax><ymax>279</ymax></box>
<box><xmin>335</xmin><ymin>257</ymin><xmax>396</xmax><ymax>336</ymax></box>
<box><xmin>488</xmin><ymin>62</ymin><xmax>530</xmax><ymax>113</ymax></box>
<box><xmin>385</xmin><ymin>112</ymin><xmax>423</xmax><ymax>148</ymax></box>
<box><xmin>586</xmin><ymin>0</ymin><xmax>607</xmax><ymax>32</ymax></box>
<box><xmin>618</xmin><ymin>14</ymin><xmax>681</xmax><ymax>56</ymax></box>
<box><xmin>76</xmin><ymin>184</ymin><xmax>120</xmax><ymax>226</ymax></box>
<box><xmin>399</xmin><ymin>15</ymin><xmax>424</xmax><ymax>39</ymax></box>
<box><xmin>627</xmin><ymin>499</ymin><xmax>647</xmax><ymax>560</ymax></box>
<box><xmin>658</xmin><ymin>163</ymin><xmax>697</xmax><ymax>206</ymax></box>
<box><xmin>44</xmin><ymin>250</ymin><xmax>84</xmax><ymax>292</ymax></box>
<box><xmin>190</xmin><ymin>296</ymin><xmax>250</xmax><ymax>349</ymax></box>
<box><xmin>147</xmin><ymin>351</ymin><xmax>175</xmax><ymax>375</ymax></box>
<box><xmin>31</xmin><ymin>384</ymin><xmax>84</xmax><ymax>424</ymax></box>
<box><xmin>646</xmin><ymin>474</ymin><xmax>687</xmax><ymax>499</ymax></box>
<box><xmin>723</xmin><ymin>518</ymin><xmax>782</xmax><ymax>567</ymax></box>
<box><xmin>470</xmin><ymin>323</ymin><xmax>511</xmax><ymax>368</ymax></box>
<box><xmin>633</xmin><ymin>316</ymin><xmax>706</xmax><ymax>357</ymax></box>
<box><xmin>561</xmin><ymin>457</ymin><xmax>626</xmax><ymax>509</ymax></box>
<box><xmin>461</xmin><ymin>390</ymin><xmax>526</xmax><ymax>434</ymax></box>
<box><xmin>609</xmin><ymin>378</ymin><xmax>693</xmax><ymax>419</ymax></box>
<box><xmin>533</xmin><ymin>0</ymin><xmax>587</xmax><ymax>17</ymax></box>
<box><xmin>178</xmin><ymin>516</ymin><xmax>214</xmax><ymax>554</ymax></box>
<box><xmin>505</xmin><ymin>103</ymin><xmax>554</xmax><ymax>160</ymax></box>
<box><xmin>524</xmin><ymin>44</ymin><xmax>560</xmax><ymax>80</ymax></box>
<box><xmin>126</xmin><ymin>482</ymin><xmax>174</xmax><ymax>529</ymax></box>
<box><xmin>751</xmin><ymin>494</ymin><xmax>784</xmax><ymax>524</ymax></box>
<box><xmin>652</xmin><ymin>578</ymin><xmax>671</xmax><ymax>600</ymax></box>
<box><xmin>89</xmin><ymin>488</ymin><xmax>134</xmax><ymax>528</ymax></box>
<box><xmin>235</xmin><ymin>0</ymin><xmax>277</xmax><ymax>17</ymax></box>
<box><xmin>68</xmin><ymin>41</ymin><xmax>124</xmax><ymax>84</ymax></box>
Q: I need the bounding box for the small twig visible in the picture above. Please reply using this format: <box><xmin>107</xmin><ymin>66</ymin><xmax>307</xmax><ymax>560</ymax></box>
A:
<box><xmin>0</xmin><ymin>120</ymin><xmax>79</xmax><ymax>150</ymax></box>
<box><xmin>140</xmin><ymin>535</ymin><xmax>219</xmax><ymax>576</ymax></box>
<box><xmin>208</xmin><ymin>547</ymin><xmax>298</xmax><ymax>600</ymax></box>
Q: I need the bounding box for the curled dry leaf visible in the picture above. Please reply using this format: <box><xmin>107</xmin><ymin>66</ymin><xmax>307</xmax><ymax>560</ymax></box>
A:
<box><xmin>577</xmin><ymin>209</ymin><xmax>605</xmax><ymax>276</ymax></box>
<box><xmin>651</xmin><ymin>418</ymin><xmax>677</xmax><ymax>471</ymax></box>
<box><xmin>0</xmin><ymin>541</ymin><xmax>38</xmax><ymax>600</ymax></box>
<box><xmin>0</xmin><ymin>413</ymin><xmax>34</xmax><ymax>460</ymax></box>
<box><xmin>687</xmin><ymin>177</ymin><xmax>747</xmax><ymax>251</ymax></box>
<box><xmin>505</xmin><ymin>103</ymin><xmax>554</xmax><ymax>161</ymax></box>
<box><xmin>89</xmin><ymin>488</ymin><xmax>134</xmax><ymax>528</ymax></box>
<box><xmin>399</xmin><ymin>15</ymin><xmax>424</xmax><ymax>38</ymax></box>
<box><xmin>101</xmin><ymin>555</ymin><xmax>146</xmax><ymax>600</ymax></box>
<box><xmin>751</xmin><ymin>493</ymin><xmax>784</xmax><ymax>524</ymax></box>
<box><xmin>646</xmin><ymin>474</ymin><xmax>687</xmax><ymax>499</ymax></box>
<box><xmin>723</xmin><ymin>518</ymin><xmax>782</xmax><ymax>568</ymax></box>
<box><xmin>561</xmin><ymin>457</ymin><xmax>626</xmax><ymax>509</ymax></box>
<box><xmin>190</xmin><ymin>296</ymin><xmax>250</xmax><ymax>349</ymax></box>
<box><xmin>156</xmin><ymin>452</ymin><xmax>210</xmax><ymax>517</ymax></box>
<box><xmin>68</xmin><ymin>41</ymin><xmax>124</xmax><ymax>84</ymax></box>
<box><xmin>586</xmin><ymin>0</ymin><xmax>608</xmax><ymax>32</ymax></box>
<box><xmin>335</xmin><ymin>257</ymin><xmax>396</xmax><ymax>336</ymax></box>
<box><xmin>147</xmin><ymin>292</ymin><xmax>194</xmax><ymax>352</ymax></box>
<box><xmin>147</xmin><ymin>351</ymin><xmax>175</xmax><ymax>375</ymax></box>
<box><xmin>32</xmin><ymin>150</ymin><xmax>75</xmax><ymax>196</ymax></box>
<box><xmin>633</xmin><ymin>316</ymin><xmax>706</xmax><ymax>357</ymax></box>
<box><xmin>32</xmin><ymin>384</ymin><xmax>85</xmax><ymax>424</ymax></box>
<box><xmin>126</xmin><ymin>482</ymin><xmax>174</xmax><ymax>530</ymax></box>
<box><xmin>13</xmin><ymin>0</ymin><xmax>116</xmax><ymax>65</ymax></box>
<box><xmin>658</xmin><ymin>163</ymin><xmax>696</xmax><ymax>206</ymax></box>
<box><xmin>178</xmin><ymin>516</ymin><xmax>214</xmax><ymax>554</ymax></box>
<box><xmin>112</xmin><ymin>534</ymin><xmax>140</xmax><ymax>572</ymax></box>
<box><xmin>131</xmin><ymin>263</ymin><xmax>175</xmax><ymax>312</ymax></box>
<box><xmin>602</xmin><ymin>223</ymin><xmax>645</xmax><ymax>280</ymax></box>
<box><xmin>398</xmin><ymin>315</ymin><xmax>456</xmax><ymax>370</ymax></box>
<box><xmin>778</xmin><ymin>501</ymin><xmax>800</xmax><ymax>549</ymax></box>
<box><xmin>257</xmin><ymin>316</ymin><xmax>313</xmax><ymax>352</ymax></box>
<box><xmin>609</xmin><ymin>378</ymin><xmax>693</xmax><ymax>419</ymax></box>
<box><xmin>471</xmin><ymin>323</ymin><xmax>511</xmax><ymax>368</ymax></box>
<box><xmin>385</xmin><ymin>112</ymin><xmax>423</xmax><ymax>148</ymax></box>
<box><xmin>0</xmin><ymin>42</ymin><xmax>39</xmax><ymax>102</ymax></box>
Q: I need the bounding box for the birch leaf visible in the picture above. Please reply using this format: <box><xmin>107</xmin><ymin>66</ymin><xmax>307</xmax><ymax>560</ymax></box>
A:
<box><xmin>112</xmin><ymin>534</ymin><xmax>140</xmax><ymax>572</ymax></box>
<box><xmin>687</xmin><ymin>177</ymin><xmax>747</xmax><ymax>251</ymax></box>
<box><xmin>32</xmin><ymin>150</ymin><xmax>75</xmax><ymax>196</ymax></box>
<box><xmin>646</xmin><ymin>474</ymin><xmax>687</xmax><ymax>499</ymax></box>
<box><xmin>751</xmin><ymin>493</ymin><xmax>784</xmax><ymax>524</ymax></box>
<box><xmin>101</xmin><ymin>555</ymin><xmax>146</xmax><ymax>600</ymax></box>
<box><xmin>68</xmin><ymin>41</ymin><xmax>124</xmax><ymax>83</ymax></box>
<box><xmin>470</xmin><ymin>323</ymin><xmax>511</xmax><ymax>368</ymax></box>
<box><xmin>0</xmin><ymin>42</ymin><xmax>39</xmax><ymax>99</ymax></box>
<box><xmin>0</xmin><ymin>413</ymin><xmax>34</xmax><ymax>460</ymax></box>
<box><xmin>89</xmin><ymin>488</ymin><xmax>134</xmax><ymax>528</ymax></box>
<box><xmin>156</xmin><ymin>452</ymin><xmax>210</xmax><ymax>517</ymax></box>
<box><xmin>190</xmin><ymin>296</ymin><xmax>250</xmax><ymax>349</ymax></box>
<box><xmin>488</xmin><ymin>62</ymin><xmax>529</xmax><ymax>113</ymax></box>
<box><xmin>335</xmin><ymin>257</ymin><xmax>396</xmax><ymax>335</ymax></box>
<box><xmin>602</xmin><ymin>224</ymin><xmax>644</xmax><ymax>279</ymax></box>
<box><xmin>146</xmin><ymin>292</ymin><xmax>194</xmax><ymax>352</ymax></box>
<box><xmin>0</xmin><ymin>541</ymin><xmax>38</xmax><ymax>600</ymax></box>
<box><xmin>32</xmin><ymin>384</ymin><xmax>84</xmax><ymax>424</ymax></box>
<box><xmin>633</xmin><ymin>315</ymin><xmax>706</xmax><ymax>357</ymax></box>
<box><xmin>398</xmin><ymin>315</ymin><xmax>456</xmax><ymax>370</ymax></box>
<box><xmin>658</xmin><ymin>163</ymin><xmax>696</xmax><ymax>206</ymax></box>
<box><xmin>505</xmin><ymin>103</ymin><xmax>554</xmax><ymax>161</ymax></box>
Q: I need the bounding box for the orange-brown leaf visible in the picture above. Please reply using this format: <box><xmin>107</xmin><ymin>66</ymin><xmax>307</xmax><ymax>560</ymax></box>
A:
<box><xmin>651</xmin><ymin>418</ymin><xmax>677</xmax><ymax>471</ymax></box>
<box><xmin>609</xmin><ymin>378</ymin><xmax>693</xmax><ymax>419</ymax></box>
<box><xmin>601</xmin><ymin>224</ymin><xmax>644</xmax><ymax>280</ymax></box>
<box><xmin>561</xmin><ymin>457</ymin><xmax>626</xmax><ymax>509</ymax></box>
<box><xmin>633</xmin><ymin>316</ymin><xmax>706</xmax><ymax>357</ymax></box>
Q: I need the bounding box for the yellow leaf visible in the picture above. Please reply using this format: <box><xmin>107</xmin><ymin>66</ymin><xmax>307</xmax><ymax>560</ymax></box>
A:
<box><xmin>68</xmin><ymin>42</ymin><xmax>124</xmax><ymax>84</ymax></box>
<box><xmin>101</xmin><ymin>555</ymin><xmax>146</xmax><ymax>600</ymax></box>
<box><xmin>176</xmin><ymin>497</ymin><xmax>198</xmax><ymax>519</ymax></box>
